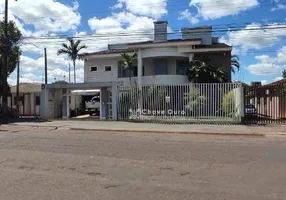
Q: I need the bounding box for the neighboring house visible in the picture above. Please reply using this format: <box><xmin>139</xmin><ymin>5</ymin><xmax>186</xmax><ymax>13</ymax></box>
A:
<box><xmin>246</xmin><ymin>79</ymin><xmax>286</xmax><ymax>120</ymax></box>
<box><xmin>8</xmin><ymin>83</ymin><xmax>41</xmax><ymax>116</ymax></box>
<box><xmin>82</xmin><ymin>21</ymin><xmax>232</xmax><ymax>87</ymax></box>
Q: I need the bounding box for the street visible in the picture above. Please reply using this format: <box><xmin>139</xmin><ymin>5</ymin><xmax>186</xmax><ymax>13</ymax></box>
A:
<box><xmin>0</xmin><ymin>126</ymin><xmax>286</xmax><ymax>200</ymax></box>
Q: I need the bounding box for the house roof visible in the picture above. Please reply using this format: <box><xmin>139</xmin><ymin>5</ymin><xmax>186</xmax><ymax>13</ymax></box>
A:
<box><xmin>267</xmin><ymin>78</ymin><xmax>286</xmax><ymax>86</ymax></box>
<box><xmin>82</xmin><ymin>39</ymin><xmax>231</xmax><ymax>57</ymax></box>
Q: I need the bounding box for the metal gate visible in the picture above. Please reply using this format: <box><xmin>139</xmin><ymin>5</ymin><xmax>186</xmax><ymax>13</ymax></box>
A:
<box><xmin>244</xmin><ymin>82</ymin><xmax>286</xmax><ymax>124</ymax></box>
<box><xmin>118</xmin><ymin>83</ymin><xmax>243</xmax><ymax>124</ymax></box>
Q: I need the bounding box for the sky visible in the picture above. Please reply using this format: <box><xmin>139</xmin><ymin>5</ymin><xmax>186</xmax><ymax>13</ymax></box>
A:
<box><xmin>0</xmin><ymin>0</ymin><xmax>286</xmax><ymax>85</ymax></box>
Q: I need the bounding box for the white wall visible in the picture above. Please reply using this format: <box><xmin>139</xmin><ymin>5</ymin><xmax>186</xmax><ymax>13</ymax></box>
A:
<box><xmin>84</xmin><ymin>55</ymin><xmax>189</xmax><ymax>85</ymax></box>
<box><xmin>141</xmin><ymin>47</ymin><xmax>189</xmax><ymax>58</ymax></box>
<box><xmin>85</xmin><ymin>58</ymin><xmax>119</xmax><ymax>83</ymax></box>
<box><xmin>119</xmin><ymin>75</ymin><xmax>189</xmax><ymax>86</ymax></box>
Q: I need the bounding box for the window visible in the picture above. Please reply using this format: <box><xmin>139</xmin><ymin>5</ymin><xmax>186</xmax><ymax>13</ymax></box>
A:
<box><xmin>105</xmin><ymin>66</ymin><xmax>112</xmax><ymax>71</ymax></box>
<box><xmin>176</xmin><ymin>59</ymin><xmax>189</xmax><ymax>75</ymax></box>
<box><xmin>36</xmin><ymin>96</ymin><xmax>40</xmax><ymax>105</ymax></box>
<box><xmin>90</xmin><ymin>66</ymin><xmax>97</xmax><ymax>72</ymax></box>
<box><xmin>154</xmin><ymin>59</ymin><xmax>168</xmax><ymax>75</ymax></box>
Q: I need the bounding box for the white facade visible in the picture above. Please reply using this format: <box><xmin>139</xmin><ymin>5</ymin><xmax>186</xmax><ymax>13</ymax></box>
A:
<box><xmin>84</xmin><ymin>47</ymin><xmax>195</xmax><ymax>86</ymax></box>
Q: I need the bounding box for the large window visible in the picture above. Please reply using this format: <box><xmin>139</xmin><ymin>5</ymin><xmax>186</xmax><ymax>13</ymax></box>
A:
<box><xmin>154</xmin><ymin>59</ymin><xmax>168</xmax><ymax>75</ymax></box>
<box><xmin>176</xmin><ymin>59</ymin><xmax>189</xmax><ymax>75</ymax></box>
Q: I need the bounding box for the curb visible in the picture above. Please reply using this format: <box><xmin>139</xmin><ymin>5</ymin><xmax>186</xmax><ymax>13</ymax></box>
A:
<box><xmin>1</xmin><ymin>124</ymin><xmax>266</xmax><ymax>137</ymax></box>
<box><xmin>70</xmin><ymin>128</ymin><xmax>265</xmax><ymax>137</ymax></box>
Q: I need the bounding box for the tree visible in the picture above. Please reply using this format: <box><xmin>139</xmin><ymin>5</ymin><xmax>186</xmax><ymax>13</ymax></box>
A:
<box><xmin>119</xmin><ymin>53</ymin><xmax>137</xmax><ymax>85</ymax></box>
<box><xmin>231</xmin><ymin>55</ymin><xmax>240</xmax><ymax>74</ymax></box>
<box><xmin>57</xmin><ymin>38</ymin><xmax>87</xmax><ymax>83</ymax></box>
<box><xmin>283</xmin><ymin>70</ymin><xmax>286</xmax><ymax>79</ymax></box>
<box><xmin>0</xmin><ymin>20</ymin><xmax>22</xmax><ymax>104</ymax></box>
<box><xmin>187</xmin><ymin>60</ymin><xmax>228</xmax><ymax>83</ymax></box>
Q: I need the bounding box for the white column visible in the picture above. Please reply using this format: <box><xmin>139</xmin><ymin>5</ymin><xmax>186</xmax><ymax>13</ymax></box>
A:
<box><xmin>100</xmin><ymin>87</ymin><xmax>107</xmax><ymax>120</ymax></box>
<box><xmin>66</xmin><ymin>90</ymin><xmax>70</xmax><ymax>118</ymax></box>
<box><xmin>189</xmin><ymin>53</ymin><xmax>194</xmax><ymax>62</ymax></box>
<box><xmin>112</xmin><ymin>82</ymin><xmax>118</xmax><ymax>120</ymax></box>
<box><xmin>30</xmin><ymin>93</ymin><xmax>35</xmax><ymax>115</ymax></box>
<box><xmin>24</xmin><ymin>94</ymin><xmax>30</xmax><ymax>115</ymax></box>
<box><xmin>234</xmin><ymin>85</ymin><xmax>244</xmax><ymax>122</ymax></box>
<box><xmin>7</xmin><ymin>96</ymin><xmax>12</xmax><ymax>108</ymax></box>
<box><xmin>40</xmin><ymin>86</ymin><xmax>49</xmax><ymax>120</ymax></box>
<box><xmin>137</xmin><ymin>49</ymin><xmax>143</xmax><ymax>111</ymax></box>
<box><xmin>138</xmin><ymin>49</ymin><xmax>143</xmax><ymax>86</ymax></box>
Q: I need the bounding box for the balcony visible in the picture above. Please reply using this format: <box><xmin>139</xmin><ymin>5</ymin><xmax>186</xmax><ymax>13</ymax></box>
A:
<box><xmin>119</xmin><ymin>75</ymin><xmax>189</xmax><ymax>86</ymax></box>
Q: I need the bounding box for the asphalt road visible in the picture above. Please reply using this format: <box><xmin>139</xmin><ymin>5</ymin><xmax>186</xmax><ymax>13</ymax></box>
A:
<box><xmin>0</xmin><ymin>126</ymin><xmax>286</xmax><ymax>200</ymax></box>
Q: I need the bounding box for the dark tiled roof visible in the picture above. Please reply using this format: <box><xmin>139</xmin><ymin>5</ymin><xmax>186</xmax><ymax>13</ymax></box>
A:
<box><xmin>82</xmin><ymin>49</ymin><xmax>134</xmax><ymax>56</ymax></box>
<box><xmin>267</xmin><ymin>79</ymin><xmax>286</xmax><ymax>86</ymax></box>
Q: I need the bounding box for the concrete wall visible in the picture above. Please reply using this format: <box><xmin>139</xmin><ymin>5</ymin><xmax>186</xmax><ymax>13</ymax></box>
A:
<box><xmin>141</xmin><ymin>47</ymin><xmax>189</xmax><ymax>58</ymax></box>
<box><xmin>8</xmin><ymin>92</ymin><xmax>41</xmax><ymax>116</ymax></box>
<box><xmin>119</xmin><ymin>75</ymin><xmax>189</xmax><ymax>86</ymax></box>
<box><xmin>85</xmin><ymin>57</ymin><xmax>119</xmax><ymax>83</ymax></box>
<box><xmin>85</xmin><ymin>56</ymin><xmax>188</xmax><ymax>86</ymax></box>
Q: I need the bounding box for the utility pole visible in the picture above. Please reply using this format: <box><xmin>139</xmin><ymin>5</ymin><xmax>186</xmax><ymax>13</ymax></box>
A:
<box><xmin>2</xmin><ymin>0</ymin><xmax>9</xmax><ymax>104</ymax></box>
<box><xmin>44</xmin><ymin>48</ymin><xmax>47</xmax><ymax>84</ymax></box>
<box><xmin>16</xmin><ymin>56</ymin><xmax>20</xmax><ymax>118</ymax></box>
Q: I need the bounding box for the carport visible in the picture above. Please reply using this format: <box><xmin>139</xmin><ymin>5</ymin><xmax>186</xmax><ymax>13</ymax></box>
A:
<box><xmin>40</xmin><ymin>82</ymin><xmax>119</xmax><ymax>120</ymax></box>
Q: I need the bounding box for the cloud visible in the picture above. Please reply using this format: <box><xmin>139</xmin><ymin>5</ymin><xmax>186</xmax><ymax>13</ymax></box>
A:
<box><xmin>178</xmin><ymin>9</ymin><xmax>199</xmax><ymax>24</ymax></box>
<box><xmin>180</xmin><ymin>0</ymin><xmax>258</xmax><ymax>23</ymax></box>
<box><xmin>113</xmin><ymin>0</ymin><xmax>167</xmax><ymax>19</ymax></box>
<box><xmin>87</xmin><ymin>12</ymin><xmax>155</xmax><ymax>50</ymax></box>
<box><xmin>271</xmin><ymin>0</ymin><xmax>286</xmax><ymax>11</ymax></box>
<box><xmin>0</xmin><ymin>0</ymin><xmax>81</xmax><ymax>34</ymax></box>
<box><xmin>220</xmin><ymin>23</ymin><xmax>286</xmax><ymax>53</ymax></box>
<box><xmin>248</xmin><ymin>63</ymin><xmax>282</xmax><ymax>76</ymax></box>
<box><xmin>247</xmin><ymin>46</ymin><xmax>286</xmax><ymax>76</ymax></box>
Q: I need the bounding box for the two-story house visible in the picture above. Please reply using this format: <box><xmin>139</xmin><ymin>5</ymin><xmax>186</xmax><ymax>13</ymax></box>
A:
<box><xmin>40</xmin><ymin>21</ymin><xmax>233</xmax><ymax>121</ymax></box>
<box><xmin>81</xmin><ymin>21</ymin><xmax>232</xmax><ymax>120</ymax></box>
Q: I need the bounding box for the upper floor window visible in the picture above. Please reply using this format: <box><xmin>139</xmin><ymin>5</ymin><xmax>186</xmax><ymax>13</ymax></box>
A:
<box><xmin>90</xmin><ymin>66</ymin><xmax>98</xmax><ymax>72</ymax></box>
<box><xmin>176</xmin><ymin>59</ymin><xmax>189</xmax><ymax>75</ymax></box>
<box><xmin>154</xmin><ymin>59</ymin><xmax>168</xmax><ymax>75</ymax></box>
<box><xmin>105</xmin><ymin>66</ymin><xmax>112</xmax><ymax>71</ymax></box>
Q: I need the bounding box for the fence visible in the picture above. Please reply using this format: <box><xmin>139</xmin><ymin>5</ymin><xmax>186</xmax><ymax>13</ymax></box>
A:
<box><xmin>244</xmin><ymin>82</ymin><xmax>286</xmax><ymax>124</ymax></box>
<box><xmin>118</xmin><ymin>83</ymin><xmax>243</xmax><ymax>124</ymax></box>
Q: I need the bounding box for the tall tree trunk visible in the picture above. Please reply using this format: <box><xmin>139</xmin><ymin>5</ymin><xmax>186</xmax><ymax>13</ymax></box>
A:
<box><xmin>2</xmin><ymin>79</ymin><xmax>8</xmax><ymax>104</ymax></box>
<box><xmin>73</xmin><ymin>60</ymin><xmax>76</xmax><ymax>84</ymax></box>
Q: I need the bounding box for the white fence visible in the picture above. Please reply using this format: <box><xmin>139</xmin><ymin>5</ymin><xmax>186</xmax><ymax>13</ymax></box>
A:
<box><xmin>118</xmin><ymin>83</ymin><xmax>244</xmax><ymax>124</ymax></box>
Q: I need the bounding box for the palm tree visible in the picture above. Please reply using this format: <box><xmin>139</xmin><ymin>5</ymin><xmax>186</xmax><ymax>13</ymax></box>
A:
<box><xmin>283</xmin><ymin>70</ymin><xmax>286</xmax><ymax>79</ymax></box>
<box><xmin>57</xmin><ymin>38</ymin><xmax>87</xmax><ymax>83</ymax></box>
<box><xmin>119</xmin><ymin>53</ymin><xmax>137</xmax><ymax>84</ymax></box>
<box><xmin>231</xmin><ymin>55</ymin><xmax>240</xmax><ymax>74</ymax></box>
<box><xmin>187</xmin><ymin>60</ymin><xmax>228</xmax><ymax>83</ymax></box>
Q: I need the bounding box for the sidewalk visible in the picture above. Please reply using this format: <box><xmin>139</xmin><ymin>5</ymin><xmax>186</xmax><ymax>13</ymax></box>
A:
<box><xmin>2</xmin><ymin>120</ymin><xmax>286</xmax><ymax>137</ymax></box>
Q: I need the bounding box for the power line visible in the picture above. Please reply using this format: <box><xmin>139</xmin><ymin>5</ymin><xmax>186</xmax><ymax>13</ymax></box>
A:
<box><xmin>18</xmin><ymin>24</ymin><xmax>286</xmax><ymax>42</ymax></box>
<box><xmin>6</xmin><ymin>0</ymin><xmax>273</xmax><ymax>22</ymax></box>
